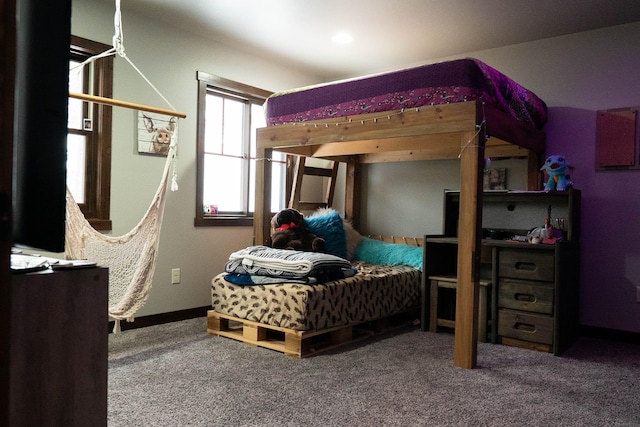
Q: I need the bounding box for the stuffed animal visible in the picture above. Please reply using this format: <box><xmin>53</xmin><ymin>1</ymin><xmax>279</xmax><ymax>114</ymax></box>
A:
<box><xmin>540</xmin><ymin>155</ymin><xmax>573</xmax><ymax>191</ymax></box>
<box><xmin>269</xmin><ymin>208</ymin><xmax>325</xmax><ymax>252</ymax></box>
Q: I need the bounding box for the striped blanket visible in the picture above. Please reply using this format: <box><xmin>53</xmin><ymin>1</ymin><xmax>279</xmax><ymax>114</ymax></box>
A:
<box><xmin>225</xmin><ymin>246</ymin><xmax>352</xmax><ymax>279</ymax></box>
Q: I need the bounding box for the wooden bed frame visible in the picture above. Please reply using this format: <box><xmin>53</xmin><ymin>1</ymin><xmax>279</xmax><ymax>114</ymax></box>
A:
<box><xmin>207</xmin><ymin>307</ymin><xmax>420</xmax><ymax>358</ymax></box>
<box><xmin>207</xmin><ymin>235</ymin><xmax>423</xmax><ymax>358</ymax></box>
<box><xmin>254</xmin><ymin>100</ymin><xmax>545</xmax><ymax>368</ymax></box>
<box><xmin>207</xmin><ymin>235</ymin><xmax>424</xmax><ymax>359</ymax></box>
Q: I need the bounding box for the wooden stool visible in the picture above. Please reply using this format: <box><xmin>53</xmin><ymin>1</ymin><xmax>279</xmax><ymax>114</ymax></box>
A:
<box><xmin>429</xmin><ymin>275</ymin><xmax>491</xmax><ymax>342</ymax></box>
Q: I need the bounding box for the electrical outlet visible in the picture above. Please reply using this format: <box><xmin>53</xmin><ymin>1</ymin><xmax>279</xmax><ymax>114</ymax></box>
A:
<box><xmin>171</xmin><ymin>268</ymin><xmax>181</xmax><ymax>285</ymax></box>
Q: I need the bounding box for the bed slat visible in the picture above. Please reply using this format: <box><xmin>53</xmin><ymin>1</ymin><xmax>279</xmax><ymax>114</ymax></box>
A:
<box><xmin>368</xmin><ymin>235</ymin><xmax>424</xmax><ymax>247</ymax></box>
<box><xmin>207</xmin><ymin>310</ymin><xmax>418</xmax><ymax>358</ymax></box>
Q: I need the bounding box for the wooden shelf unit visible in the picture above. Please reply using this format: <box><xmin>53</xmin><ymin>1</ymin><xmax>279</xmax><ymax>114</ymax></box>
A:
<box><xmin>422</xmin><ymin>190</ymin><xmax>581</xmax><ymax>355</ymax></box>
<box><xmin>428</xmin><ymin>274</ymin><xmax>492</xmax><ymax>342</ymax></box>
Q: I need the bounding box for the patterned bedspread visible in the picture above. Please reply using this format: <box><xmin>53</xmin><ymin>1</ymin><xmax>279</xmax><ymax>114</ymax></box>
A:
<box><xmin>210</xmin><ymin>261</ymin><xmax>421</xmax><ymax>331</ymax></box>
<box><xmin>265</xmin><ymin>58</ymin><xmax>547</xmax><ymax>129</ymax></box>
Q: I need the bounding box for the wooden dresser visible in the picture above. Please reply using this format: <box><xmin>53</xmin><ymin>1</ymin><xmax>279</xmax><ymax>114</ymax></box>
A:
<box><xmin>423</xmin><ymin>190</ymin><xmax>581</xmax><ymax>355</ymax></box>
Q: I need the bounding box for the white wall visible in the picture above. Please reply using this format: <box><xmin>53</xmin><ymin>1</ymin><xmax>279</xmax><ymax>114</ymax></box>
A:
<box><xmin>71</xmin><ymin>0</ymin><xmax>323</xmax><ymax>317</ymax></box>
<box><xmin>359</xmin><ymin>158</ymin><xmax>528</xmax><ymax>236</ymax></box>
<box><xmin>73</xmin><ymin>0</ymin><xmax>640</xmax><ymax>333</ymax></box>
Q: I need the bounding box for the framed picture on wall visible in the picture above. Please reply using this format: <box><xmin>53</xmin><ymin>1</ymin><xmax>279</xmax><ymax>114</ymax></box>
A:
<box><xmin>137</xmin><ymin>111</ymin><xmax>178</xmax><ymax>156</ymax></box>
<box><xmin>483</xmin><ymin>168</ymin><xmax>507</xmax><ymax>190</ymax></box>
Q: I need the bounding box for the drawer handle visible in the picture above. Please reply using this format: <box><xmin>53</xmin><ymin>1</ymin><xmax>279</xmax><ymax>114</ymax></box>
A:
<box><xmin>515</xmin><ymin>293</ymin><xmax>536</xmax><ymax>303</ymax></box>
<box><xmin>515</xmin><ymin>262</ymin><xmax>536</xmax><ymax>271</ymax></box>
<box><xmin>513</xmin><ymin>322</ymin><xmax>536</xmax><ymax>333</ymax></box>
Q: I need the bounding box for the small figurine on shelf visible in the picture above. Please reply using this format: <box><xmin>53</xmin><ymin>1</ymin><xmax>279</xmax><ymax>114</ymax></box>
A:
<box><xmin>540</xmin><ymin>155</ymin><xmax>573</xmax><ymax>191</ymax></box>
<box><xmin>527</xmin><ymin>206</ymin><xmax>565</xmax><ymax>244</ymax></box>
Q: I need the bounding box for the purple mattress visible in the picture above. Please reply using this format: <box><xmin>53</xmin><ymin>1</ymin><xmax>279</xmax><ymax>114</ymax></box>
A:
<box><xmin>265</xmin><ymin>58</ymin><xmax>547</xmax><ymax>129</ymax></box>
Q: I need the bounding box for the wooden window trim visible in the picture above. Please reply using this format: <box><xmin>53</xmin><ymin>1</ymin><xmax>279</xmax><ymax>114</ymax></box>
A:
<box><xmin>194</xmin><ymin>71</ymin><xmax>275</xmax><ymax>227</ymax></box>
<box><xmin>70</xmin><ymin>35</ymin><xmax>112</xmax><ymax>230</ymax></box>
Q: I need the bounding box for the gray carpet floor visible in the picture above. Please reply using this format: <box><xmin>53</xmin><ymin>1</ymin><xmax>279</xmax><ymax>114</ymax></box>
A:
<box><xmin>108</xmin><ymin>317</ymin><xmax>640</xmax><ymax>426</ymax></box>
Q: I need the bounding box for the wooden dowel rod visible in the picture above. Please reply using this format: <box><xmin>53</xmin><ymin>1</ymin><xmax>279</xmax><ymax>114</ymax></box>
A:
<box><xmin>69</xmin><ymin>91</ymin><xmax>187</xmax><ymax>119</ymax></box>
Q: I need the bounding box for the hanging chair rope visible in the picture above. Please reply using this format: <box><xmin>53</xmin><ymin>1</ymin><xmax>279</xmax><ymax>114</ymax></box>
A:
<box><xmin>65</xmin><ymin>0</ymin><xmax>184</xmax><ymax>331</ymax></box>
<box><xmin>65</xmin><ymin>144</ymin><xmax>176</xmax><ymax>330</ymax></box>
<box><xmin>69</xmin><ymin>0</ymin><xmax>182</xmax><ymax>115</ymax></box>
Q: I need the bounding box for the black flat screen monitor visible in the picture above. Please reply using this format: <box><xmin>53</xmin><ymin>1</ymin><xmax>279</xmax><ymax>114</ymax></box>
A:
<box><xmin>13</xmin><ymin>0</ymin><xmax>72</xmax><ymax>252</ymax></box>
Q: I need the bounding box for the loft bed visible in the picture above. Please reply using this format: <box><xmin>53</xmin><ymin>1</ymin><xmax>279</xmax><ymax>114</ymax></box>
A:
<box><xmin>252</xmin><ymin>58</ymin><xmax>547</xmax><ymax>368</ymax></box>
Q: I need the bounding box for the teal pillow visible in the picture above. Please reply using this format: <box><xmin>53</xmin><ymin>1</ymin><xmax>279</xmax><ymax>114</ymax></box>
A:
<box><xmin>354</xmin><ymin>237</ymin><xmax>423</xmax><ymax>270</ymax></box>
<box><xmin>304</xmin><ymin>210</ymin><xmax>347</xmax><ymax>259</ymax></box>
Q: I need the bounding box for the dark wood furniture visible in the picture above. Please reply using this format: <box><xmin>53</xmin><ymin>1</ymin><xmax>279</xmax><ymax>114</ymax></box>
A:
<box><xmin>493</xmin><ymin>240</ymin><xmax>580</xmax><ymax>354</ymax></box>
<box><xmin>1</xmin><ymin>1</ymin><xmax>17</xmax><ymax>422</ymax></box>
<box><xmin>428</xmin><ymin>274</ymin><xmax>491</xmax><ymax>342</ymax></box>
<box><xmin>423</xmin><ymin>189</ymin><xmax>581</xmax><ymax>355</ymax></box>
<box><xmin>9</xmin><ymin>267</ymin><xmax>108</xmax><ymax>426</ymax></box>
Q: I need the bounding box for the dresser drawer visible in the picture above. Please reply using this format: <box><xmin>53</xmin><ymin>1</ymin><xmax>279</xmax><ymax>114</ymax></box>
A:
<box><xmin>498</xmin><ymin>309</ymin><xmax>553</xmax><ymax>345</ymax></box>
<box><xmin>498</xmin><ymin>278</ymin><xmax>554</xmax><ymax>314</ymax></box>
<box><xmin>498</xmin><ymin>249</ymin><xmax>554</xmax><ymax>282</ymax></box>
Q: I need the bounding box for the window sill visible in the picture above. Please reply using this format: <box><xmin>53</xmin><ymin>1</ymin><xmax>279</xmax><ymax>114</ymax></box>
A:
<box><xmin>194</xmin><ymin>216</ymin><xmax>253</xmax><ymax>227</ymax></box>
<box><xmin>88</xmin><ymin>219</ymin><xmax>112</xmax><ymax>231</ymax></box>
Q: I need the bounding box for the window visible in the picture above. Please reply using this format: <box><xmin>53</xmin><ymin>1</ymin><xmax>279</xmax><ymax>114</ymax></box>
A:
<box><xmin>67</xmin><ymin>36</ymin><xmax>113</xmax><ymax>230</ymax></box>
<box><xmin>195</xmin><ymin>72</ymin><xmax>286</xmax><ymax>226</ymax></box>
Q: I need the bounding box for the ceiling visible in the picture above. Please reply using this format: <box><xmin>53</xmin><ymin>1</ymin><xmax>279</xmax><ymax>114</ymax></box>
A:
<box><xmin>120</xmin><ymin>0</ymin><xmax>640</xmax><ymax>80</ymax></box>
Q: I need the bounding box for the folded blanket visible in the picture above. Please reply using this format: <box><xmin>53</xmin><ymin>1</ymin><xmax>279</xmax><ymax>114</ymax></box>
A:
<box><xmin>225</xmin><ymin>246</ymin><xmax>352</xmax><ymax>278</ymax></box>
<box><xmin>224</xmin><ymin>273</ymin><xmax>316</xmax><ymax>285</ymax></box>
<box><xmin>224</xmin><ymin>266</ymin><xmax>356</xmax><ymax>286</ymax></box>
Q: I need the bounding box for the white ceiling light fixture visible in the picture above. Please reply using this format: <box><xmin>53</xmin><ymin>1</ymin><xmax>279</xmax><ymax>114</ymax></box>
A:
<box><xmin>332</xmin><ymin>32</ymin><xmax>353</xmax><ymax>44</ymax></box>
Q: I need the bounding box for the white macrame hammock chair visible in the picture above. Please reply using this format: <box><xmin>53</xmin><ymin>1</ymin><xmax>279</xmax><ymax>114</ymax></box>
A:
<box><xmin>65</xmin><ymin>0</ymin><xmax>184</xmax><ymax>332</ymax></box>
<box><xmin>65</xmin><ymin>147</ymin><xmax>176</xmax><ymax>331</ymax></box>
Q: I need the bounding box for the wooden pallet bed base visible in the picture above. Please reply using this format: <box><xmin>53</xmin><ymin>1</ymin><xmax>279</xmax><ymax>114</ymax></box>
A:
<box><xmin>207</xmin><ymin>309</ymin><xmax>419</xmax><ymax>358</ymax></box>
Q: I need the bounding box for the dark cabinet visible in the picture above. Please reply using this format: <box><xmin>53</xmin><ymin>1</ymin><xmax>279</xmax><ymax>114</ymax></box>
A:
<box><xmin>9</xmin><ymin>267</ymin><xmax>108</xmax><ymax>426</ymax></box>
<box><xmin>493</xmin><ymin>240</ymin><xmax>579</xmax><ymax>354</ymax></box>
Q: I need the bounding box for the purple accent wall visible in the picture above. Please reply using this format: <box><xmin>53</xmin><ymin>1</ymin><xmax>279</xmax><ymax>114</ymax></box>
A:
<box><xmin>545</xmin><ymin>107</ymin><xmax>640</xmax><ymax>332</ymax></box>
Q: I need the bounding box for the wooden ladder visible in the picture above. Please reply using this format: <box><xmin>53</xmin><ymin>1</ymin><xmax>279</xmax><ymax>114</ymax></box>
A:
<box><xmin>288</xmin><ymin>156</ymin><xmax>339</xmax><ymax>211</ymax></box>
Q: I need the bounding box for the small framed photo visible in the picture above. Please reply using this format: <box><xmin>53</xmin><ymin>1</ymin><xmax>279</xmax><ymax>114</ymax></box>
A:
<box><xmin>483</xmin><ymin>168</ymin><xmax>507</xmax><ymax>190</ymax></box>
<box><xmin>137</xmin><ymin>111</ymin><xmax>178</xmax><ymax>156</ymax></box>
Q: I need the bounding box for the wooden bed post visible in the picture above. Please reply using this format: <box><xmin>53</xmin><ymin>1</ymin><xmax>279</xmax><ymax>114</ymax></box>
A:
<box><xmin>454</xmin><ymin>125</ymin><xmax>484</xmax><ymax>369</ymax></box>
<box><xmin>344</xmin><ymin>158</ymin><xmax>361</xmax><ymax>230</ymax></box>
<box><xmin>288</xmin><ymin>155</ymin><xmax>305</xmax><ymax>210</ymax></box>
<box><xmin>254</xmin><ymin>141</ymin><xmax>272</xmax><ymax>247</ymax></box>
<box><xmin>527</xmin><ymin>150</ymin><xmax>543</xmax><ymax>191</ymax></box>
